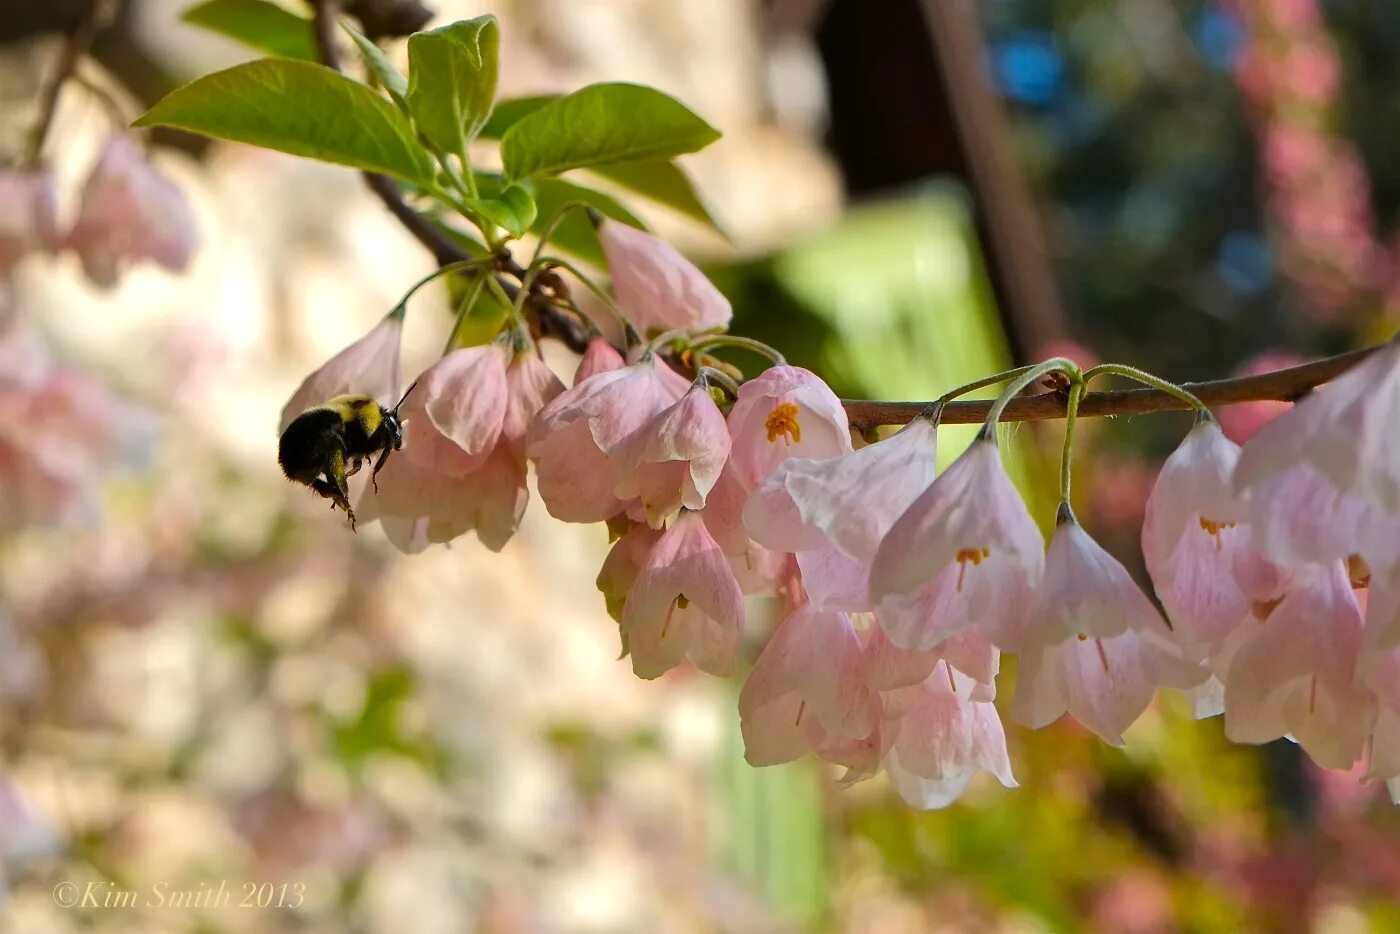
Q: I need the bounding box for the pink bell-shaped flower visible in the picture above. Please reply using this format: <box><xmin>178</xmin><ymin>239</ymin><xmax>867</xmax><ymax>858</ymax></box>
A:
<box><xmin>1012</xmin><ymin>626</ymin><xmax>1205</xmax><ymax>745</ymax></box>
<box><xmin>1235</xmin><ymin>338</ymin><xmax>1400</xmax><ymax>515</ymax></box>
<box><xmin>743</xmin><ymin>415</ymin><xmax>938</xmax><ymax>564</ymax></box>
<box><xmin>726</xmin><ymin>365</ymin><xmax>853</xmax><ymax>490</ymax></box>
<box><xmin>1011</xmin><ymin>510</ymin><xmax>1206</xmax><ymax>744</ymax></box>
<box><xmin>596</xmin><ymin>218</ymin><xmax>731</xmax><ymax>336</ymax></box>
<box><xmin>620</xmin><ymin>510</ymin><xmax>745</xmax><ymax>679</ymax></box>
<box><xmin>739</xmin><ymin>605</ymin><xmax>880</xmax><ymax>766</ymax></box>
<box><xmin>862</xmin><ymin>620</ymin><xmax>999</xmax><ymax>700</ymax></box>
<box><xmin>0</xmin><ymin>168</ymin><xmax>60</xmax><ymax>276</ymax></box>
<box><xmin>597</xmin><ymin>522</ymin><xmax>664</xmax><ymax>622</ymax></box>
<box><xmin>1143</xmin><ymin>418</ymin><xmax>1286</xmax><ymax>651</ymax></box>
<box><xmin>870</xmin><ymin>437</ymin><xmax>1044</xmax><ymax>651</ymax></box>
<box><xmin>528</xmin><ymin>355</ymin><xmax>688</xmax><ymax>523</ymax></box>
<box><xmin>614</xmin><ymin>377</ymin><xmax>731</xmax><ymax>528</ymax></box>
<box><xmin>68</xmin><ymin>135</ymin><xmax>196</xmax><ymax>286</ymax></box>
<box><xmin>360</xmin><ymin>345</ymin><xmax>509</xmax><ymax>545</ymax></box>
<box><xmin>573</xmin><ymin>335</ymin><xmax>624</xmax><ymax>385</ymax></box>
<box><xmin>1219</xmin><ymin>563</ymin><xmax>1376</xmax><ymax>769</ymax></box>
<box><xmin>881</xmin><ymin>662</ymin><xmax>1017</xmax><ymax>809</ymax></box>
<box><xmin>279</xmin><ymin>309</ymin><xmax>404</xmax><ymax>432</ymax></box>
<box><xmin>1244</xmin><ymin>463</ymin><xmax>1400</xmax><ymax>581</ymax></box>
<box><xmin>1036</xmin><ymin>510</ymin><xmax>1175</xmax><ymax>644</ymax></box>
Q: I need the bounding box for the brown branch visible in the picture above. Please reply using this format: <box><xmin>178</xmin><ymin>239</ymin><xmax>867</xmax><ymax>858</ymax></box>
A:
<box><xmin>24</xmin><ymin>0</ymin><xmax>107</xmax><ymax>166</ymax></box>
<box><xmin>843</xmin><ymin>344</ymin><xmax>1381</xmax><ymax>431</ymax></box>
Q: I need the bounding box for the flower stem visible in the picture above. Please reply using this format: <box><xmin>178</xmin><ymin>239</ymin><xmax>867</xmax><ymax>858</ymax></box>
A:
<box><xmin>689</xmin><ymin>334</ymin><xmax>787</xmax><ymax>366</ymax></box>
<box><xmin>698</xmin><ymin>366</ymin><xmax>742</xmax><ymax>400</ymax></box>
<box><xmin>441</xmin><ymin>272</ymin><xmax>488</xmax><ymax>355</ymax></box>
<box><xmin>1082</xmin><ymin>363</ymin><xmax>1209</xmax><ymax>416</ymax></box>
<box><xmin>393</xmin><ymin>257</ymin><xmax>496</xmax><ymax>314</ymax></box>
<box><xmin>1058</xmin><ymin>375</ymin><xmax>1086</xmax><ymax>508</ymax></box>
<box><xmin>937</xmin><ymin>364</ymin><xmax>1040</xmax><ymax>405</ymax></box>
<box><xmin>527</xmin><ymin>201</ymin><xmax>587</xmax><ymax>269</ymax></box>
<box><xmin>979</xmin><ymin>357</ymin><xmax>1080</xmax><ymax>441</ymax></box>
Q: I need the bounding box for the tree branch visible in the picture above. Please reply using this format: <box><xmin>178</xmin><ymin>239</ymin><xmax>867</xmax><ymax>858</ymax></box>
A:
<box><xmin>843</xmin><ymin>344</ymin><xmax>1381</xmax><ymax>431</ymax></box>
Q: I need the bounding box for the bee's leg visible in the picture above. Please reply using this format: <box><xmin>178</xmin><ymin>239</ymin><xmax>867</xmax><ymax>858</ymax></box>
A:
<box><xmin>369</xmin><ymin>445</ymin><xmax>394</xmax><ymax>494</ymax></box>
<box><xmin>326</xmin><ymin>448</ymin><xmax>356</xmax><ymax>531</ymax></box>
<box><xmin>345</xmin><ymin>457</ymin><xmax>365</xmax><ymax>478</ymax></box>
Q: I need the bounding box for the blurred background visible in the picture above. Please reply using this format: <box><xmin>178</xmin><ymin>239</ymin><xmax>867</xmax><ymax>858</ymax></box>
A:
<box><xmin>2</xmin><ymin>0</ymin><xmax>1400</xmax><ymax>930</ymax></box>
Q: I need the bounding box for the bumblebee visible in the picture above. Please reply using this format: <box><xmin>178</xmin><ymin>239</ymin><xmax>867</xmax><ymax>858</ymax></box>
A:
<box><xmin>278</xmin><ymin>391</ymin><xmax>409</xmax><ymax>529</ymax></box>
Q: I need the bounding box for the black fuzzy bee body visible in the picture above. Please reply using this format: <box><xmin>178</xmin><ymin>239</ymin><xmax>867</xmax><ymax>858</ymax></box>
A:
<box><xmin>278</xmin><ymin>393</ymin><xmax>405</xmax><ymax>529</ymax></box>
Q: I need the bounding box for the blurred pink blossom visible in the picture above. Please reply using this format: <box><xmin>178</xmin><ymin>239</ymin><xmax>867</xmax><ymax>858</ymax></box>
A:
<box><xmin>68</xmin><ymin>135</ymin><xmax>197</xmax><ymax>287</ymax></box>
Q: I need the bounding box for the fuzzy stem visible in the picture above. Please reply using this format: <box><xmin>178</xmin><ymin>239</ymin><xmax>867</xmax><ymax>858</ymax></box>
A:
<box><xmin>1083</xmin><ymin>363</ymin><xmax>1209</xmax><ymax>414</ymax></box>
<box><xmin>979</xmin><ymin>358</ymin><xmax>1079</xmax><ymax>441</ymax></box>
<box><xmin>1058</xmin><ymin>376</ymin><xmax>1086</xmax><ymax>506</ymax></box>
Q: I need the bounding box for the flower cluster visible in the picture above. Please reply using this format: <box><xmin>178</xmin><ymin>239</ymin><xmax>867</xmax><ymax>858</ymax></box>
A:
<box><xmin>285</xmin><ymin>212</ymin><xmax>1400</xmax><ymax>809</ymax></box>
<box><xmin>0</xmin><ymin>134</ymin><xmax>196</xmax><ymax>289</ymax></box>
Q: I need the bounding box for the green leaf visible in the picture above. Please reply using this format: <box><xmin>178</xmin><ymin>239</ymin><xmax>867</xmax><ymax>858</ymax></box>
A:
<box><xmin>530</xmin><ymin>177</ymin><xmax>645</xmax><ymax>265</ymax></box>
<box><xmin>342</xmin><ymin>21</ymin><xmax>407</xmax><ymax>104</ymax></box>
<box><xmin>477</xmin><ymin>94</ymin><xmax>556</xmax><ymax>140</ymax></box>
<box><xmin>500</xmin><ymin>82</ymin><xmax>720</xmax><ymax>181</ymax></box>
<box><xmin>181</xmin><ymin>0</ymin><xmax>317</xmax><ymax>60</ymax></box>
<box><xmin>585</xmin><ymin>159</ymin><xmax>723</xmax><ymax>233</ymax></box>
<box><xmin>465</xmin><ymin>184</ymin><xmax>537</xmax><ymax>238</ymax></box>
<box><xmin>405</xmin><ymin>16</ymin><xmax>499</xmax><ymax>156</ymax></box>
<box><xmin>134</xmin><ymin>59</ymin><xmax>434</xmax><ymax>183</ymax></box>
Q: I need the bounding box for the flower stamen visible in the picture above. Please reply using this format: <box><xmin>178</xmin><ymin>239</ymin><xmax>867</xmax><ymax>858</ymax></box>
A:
<box><xmin>1199</xmin><ymin>517</ymin><xmax>1236</xmax><ymax>552</ymax></box>
<box><xmin>764</xmin><ymin>402</ymin><xmax>802</xmax><ymax>445</ymax></box>
<box><xmin>954</xmin><ymin>548</ymin><xmax>991</xmax><ymax>593</ymax></box>
<box><xmin>794</xmin><ymin>699</ymin><xmax>806</xmax><ymax>727</ymax></box>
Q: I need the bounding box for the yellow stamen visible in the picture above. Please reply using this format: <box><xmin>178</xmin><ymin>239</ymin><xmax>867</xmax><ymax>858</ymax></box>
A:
<box><xmin>1347</xmin><ymin>554</ymin><xmax>1371</xmax><ymax>590</ymax></box>
<box><xmin>945</xmin><ymin>663</ymin><xmax>958</xmax><ymax>693</ymax></box>
<box><xmin>1199</xmin><ymin>517</ymin><xmax>1236</xmax><ymax>552</ymax></box>
<box><xmin>954</xmin><ymin>548</ymin><xmax>991</xmax><ymax>593</ymax></box>
<box><xmin>764</xmin><ymin>403</ymin><xmax>802</xmax><ymax>445</ymax></box>
<box><xmin>1308</xmin><ymin>675</ymin><xmax>1318</xmax><ymax>716</ymax></box>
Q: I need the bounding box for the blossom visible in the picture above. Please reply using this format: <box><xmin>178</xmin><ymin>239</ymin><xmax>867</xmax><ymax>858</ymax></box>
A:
<box><xmin>743</xmin><ymin>415</ymin><xmax>938</xmax><ymax>561</ymax></box>
<box><xmin>359</xmin><ymin>345</ymin><xmax>509</xmax><ymax>548</ymax></box>
<box><xmin>620</xmin><ymin>510</ymin><xmax>745</xmax><ymax>678</ymax></box>
<box><xmin>1142</xmin><ymin>419</ymin><xmax>1287</xmax><ymax>652</ymax></box>
<box><xmin>1244</xmin><ymin>463</ymin><xmax>1400</xmax><ymax>582</ymax></box>
<box><xmin>596</xmin><ymin>218</ymin><xmax>731</xmax><ymax>335</ymax></box>
<box><xmin>1012</xmin><ymin>627</ymin><xmax>1204</xmax><ymax>746</ymax></box>
<box><xmin>528</xmin><ymin>355</ymin><xmax>689</xmax><ymax>523</ymax></box>
<box><xmin>870</xmin><ymin>437</ymin><xmax>1044</xmax><ymax>651</ymax></box>
<box><xmin>700</xmin><ymin>461</ymin><xmax>787</xmax><ymax>594</ymax></box>
<box><xmin>1235</xmin><ymin>338</ymin><xmax>1400</xmax><ymax>515</ymax></box>
<box><xmin>0</xmin><ymin>169</ymin><xmax>60</xmax><ymax>276</ymax></box>
<box><xmin>738</xmin><ymin>605</ymin><xmax>880</xmax><ymax>765</ymax></box>
<box><xmin>0</xmin><ymin>352</ymin><xmax>149</xmax><ymax>530</ymax></box>
<box><xmin>1218</xmin><ymin>563</ymin><xmax>1375</xmax><ymax>769</ymax></box>
<box><xmin>882</xmin><ymin>662</ymin><xmax>1017</xmax><ymax>809</ymax></box>
<box><xmin>862</xmin><ymin>623</ymin><xmax>999</xmax><ymax>699</ymax></box>
<box><xmin>67</xmin><ymin>135</ymin><xmax>197</xmax><ymax>286</ymax></box>
<box><xmin>725</xmin><ymin>365</ymin><xmax>852</xmax><ymax>490</ymax></box>
<box><xmin>1009</xmin><ymin>512</ymin><xmax>1205</xmax><ymax>743</ymax></box>
<box><xmin>279</xmin><ymin>309</ymin><xmax>403</xmax><ymax>432</ymax></box>
<box><xmin>574</xmin><ymin>335</ymin><xmax>624</xmax><ymax>385</ymax></box>
<box><xmin>597</xmin><ymin>522</ymin><xmax>663</xmax><ymax>622</ymax></box>
<box><xmin>613</xmin><ymin>378</ymin><xmax>731</xmax><ymax>527</ymax></box>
